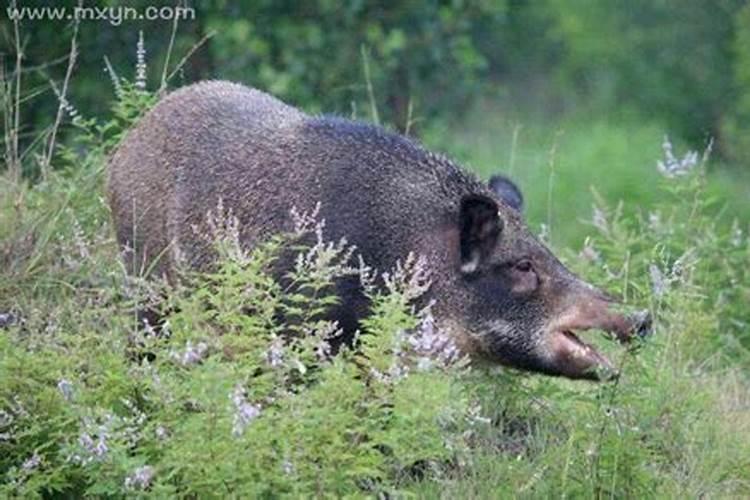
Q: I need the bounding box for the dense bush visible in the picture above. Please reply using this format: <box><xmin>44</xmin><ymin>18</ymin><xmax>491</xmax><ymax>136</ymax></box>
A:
<box><xmin>1</xmin><ymin>207</ymin><xmax>476</xmax><ymax>497</ymax></box>
<box><xmin>2</xmin><ymin>0</ymin><xmax>507</xmax><ymax>138</ymax></box>
<box><xmin>202</xmin><ymin>0</ymin><xmax>507</xmax><ymax>130</ymax></box>
<box><xmin>5</xmin><ymin>0</ymin><xmax>750</xmax><ymax>162</ymax></box>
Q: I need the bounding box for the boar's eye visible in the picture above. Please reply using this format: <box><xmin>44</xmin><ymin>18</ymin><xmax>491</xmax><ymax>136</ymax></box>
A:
<box><xmin>510</xmin><ymin>259</ymin><xmax>538</xmax><ymax>294</ymax></box>
<box><xmin>515</xmin><ymin>259</ymin><xmax>533</xmax><ymax>273</ymax></box>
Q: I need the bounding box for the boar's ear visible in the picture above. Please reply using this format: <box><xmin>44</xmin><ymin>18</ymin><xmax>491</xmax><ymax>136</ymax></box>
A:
<box><xmin>459</xmin><ymin>194</ymin><xmax>503</xmax><ymax>274</ymax></box>
<box><xmin>489</xmin><ymin>175</ymin><xmax>524</xmax><ymax>212</ymax></box>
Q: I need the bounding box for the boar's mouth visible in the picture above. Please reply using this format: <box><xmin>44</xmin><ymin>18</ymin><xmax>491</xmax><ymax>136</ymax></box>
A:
<box><xmin>545</xmin><ymin>308</ymin><xmax>651</xmax><ymax>381</ymax></box>
<box><xmin>550</xmin><ymin>328</ymin><xmax>616</xmax><ymax>380</ymax></box>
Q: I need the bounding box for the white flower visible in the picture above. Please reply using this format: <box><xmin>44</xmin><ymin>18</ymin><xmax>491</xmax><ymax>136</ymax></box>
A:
<box><xmin>76</xmin><ymin>430</ymin><xmax>108</xmax><ymax>464</ymax></box>
<box><xmin>408</xmin><ymin>312</ymin><xmax>462</xmax><ymax>368</ymax></box>
<box><xmin>382</xmin><ymin>253</ymin><xmax>431</xmax><ymax>301</ymax></box>
<box><xmin>656</xmin><ymin>135</ymin><xmax>699</xmax><ymax>178</ymax></box>
<box><xmin>169</xmin><ymin>341</ymin><xmax>208</xmax><ymax>366</ymax></box>
<box><xmin>648</xmin><ymin>211</ymin><xmax>662</xmax><ymax>232</ymax></box>
<box><xmin>649</xmin><ymin>264</ymin><xmax>668</xmax><ymax>298</ymax></box>
<box><xmin>22</xmin><ymin>453</ymin><xmax>41</xmax><ymax>471</ymax></box>
<box><xmin>466</xmin><ymin>403</ymin><xmax>491</xmax><ymax>425</ymax></box>
<box><xmin>579</xmin><ymin>238</ymin><xmax>601</xmax><ymax>263</ymax></box>
<box><xmin>592</xmin><ymin>206</ymin><xmax>609</xmax><ymax>233</ymax></box>
<box><xmin>124</xmin><ymin>465</ymin><xmax>155</xmax><ymax>490</ymax></box>
<box><xmin>135</xmin><ymin>31</ymin><xmax>147</xmax><ymax>90</ymax></box>
<box><xmin>57</xmin><ymin>379</ymin><xmax>74</xmax><ymax>401</ymax></box>
<box><xmin>230</xmin><ymin>385</ymin><xmax>261</xmax><ymax>437</ymax></box>
<box><xmin>155</xmin><ymin>425</ymin><xmax>168</xmax><ymax>441</ymax></box>
<box><xmin>265</xmin><ymin>336</ymin><xmax>285</xmax><ymax>368</ymax></box>
<box><xmin>282</xmin><ymin>458</ymin><xmax>294</xmax><ymax>475</ymax></box>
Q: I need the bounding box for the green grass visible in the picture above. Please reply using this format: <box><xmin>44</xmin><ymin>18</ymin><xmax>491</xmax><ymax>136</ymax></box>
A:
<box><xmin>1</xmin><ymin>86</ymin><xmax>750</xmax><ymax>497</ymax></box>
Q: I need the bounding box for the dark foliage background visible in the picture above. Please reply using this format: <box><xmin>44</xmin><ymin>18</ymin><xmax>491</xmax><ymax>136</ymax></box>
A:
<box><xmin>3</xmin><ymin>0</ymin><xmax>749</xmax><ymax>160</ymax></box>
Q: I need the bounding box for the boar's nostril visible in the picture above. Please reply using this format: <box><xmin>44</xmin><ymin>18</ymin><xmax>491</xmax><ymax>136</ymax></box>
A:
<box><xmin>630</xmin><ymin>309</ymin><xmax>653</xmax><ymax>339</ymax></box>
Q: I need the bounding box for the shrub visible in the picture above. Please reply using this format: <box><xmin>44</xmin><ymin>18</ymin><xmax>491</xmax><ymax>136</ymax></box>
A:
<box><xmin>0</xmin><ymin>194</ymin><xmax>482</xmax><ymax>496</ymax></box>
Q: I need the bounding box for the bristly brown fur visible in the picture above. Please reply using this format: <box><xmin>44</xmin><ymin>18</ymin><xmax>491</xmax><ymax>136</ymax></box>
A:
<box><xmin>108</xmin><ymin>80</ymin><xmax>647</xmax><ymax>379</ymax></box>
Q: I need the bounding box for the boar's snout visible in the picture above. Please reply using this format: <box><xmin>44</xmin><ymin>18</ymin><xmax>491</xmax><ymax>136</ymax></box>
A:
<box><xmin>453</xmin><ymin>185</ymin><xmax>653</xmax><ymax>381</ymax></box>
<box><xmin>542</xmin><ymin>290</ymin><xmax>652</xmax><ymax>380</ymax></box>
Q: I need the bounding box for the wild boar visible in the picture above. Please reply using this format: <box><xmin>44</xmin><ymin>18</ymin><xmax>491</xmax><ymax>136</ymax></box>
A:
<box><xmin>107</xmin><ymin>81</ymin><xmax>650</xmax><ymax>380</ymax></box>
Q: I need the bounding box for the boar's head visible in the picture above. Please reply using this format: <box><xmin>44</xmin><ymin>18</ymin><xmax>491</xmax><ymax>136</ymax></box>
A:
<box><xmin>443</xmin><ymin>183</ymin><xmax>650</xmax><ymax>380</ymax></box>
